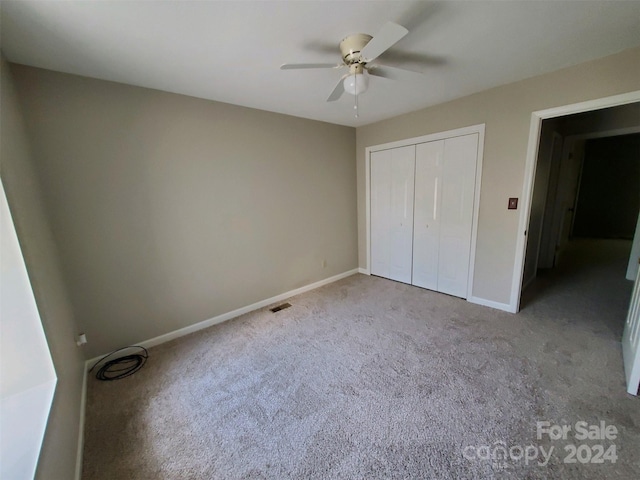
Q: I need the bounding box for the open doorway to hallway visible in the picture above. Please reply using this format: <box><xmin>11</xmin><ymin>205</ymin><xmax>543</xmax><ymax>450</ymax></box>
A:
<box><xmin>515</xmin><ymin>95</ymin><xmax>640</xmax><ymax>395</ymax></box>
<box><xmin>521</xmin><ymin>103</ymin><xmax>640</xmax><ymax>313</ymax></box>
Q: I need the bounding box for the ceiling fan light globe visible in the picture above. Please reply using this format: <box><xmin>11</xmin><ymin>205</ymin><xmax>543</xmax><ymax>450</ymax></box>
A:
<box><xmin>343</xmin><ymin>73</ymin><xmax>369</xmax><ymax>96</ymax></box>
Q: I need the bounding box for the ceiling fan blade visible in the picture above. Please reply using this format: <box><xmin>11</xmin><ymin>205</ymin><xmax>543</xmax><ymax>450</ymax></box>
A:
<box><xmin>367</xmin><ymin>64</ymin><xmax>423</xmax><ymax>80</ymax></box>
<box><xmin>281</xmin><ymin>63</ymin><xmax>341</xmax><ymax>70</ymax></box>
<box><xmin>327</xmin><ymin>76</ymin><xmax>346</xmax><ymax>102</ymax></box>
<box><xmin>302</xmin><ymin>41</ymin><xmax>338</xmax><ymax>55</ymax></box>
<box><xmin>360</xmin><ymin>22</ymin><xmax>408</xmax><ymax>62</ymax></box>
<box><xmin>367</xmin><ymin>67</ymin><xmax>393</xmax><ymax>80</ymax></box>
<box><xmin>379</xmin><ymin>51</ymin><xmax>446</xmax><ymax>67</ymax></box>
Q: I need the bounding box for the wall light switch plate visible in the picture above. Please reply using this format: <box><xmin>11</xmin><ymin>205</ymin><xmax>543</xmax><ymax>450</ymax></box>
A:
<box><xmin>508</xmin><ymin>198</ymin><xmax>518</xmax><ymax>210</ymax></box>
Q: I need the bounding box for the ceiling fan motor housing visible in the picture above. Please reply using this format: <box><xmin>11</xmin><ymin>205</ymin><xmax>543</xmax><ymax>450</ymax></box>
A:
<box><xmin>340</xmin><ymin>33</ymin><xmax>372</xmax><ymax>64</ymax></box>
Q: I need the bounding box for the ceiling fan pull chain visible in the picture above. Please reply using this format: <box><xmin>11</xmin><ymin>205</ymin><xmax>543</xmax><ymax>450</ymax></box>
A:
<box><xmin>354</xmin><ymin>73</ymin><xmax>359</xmax><ymax>118</ymax></box>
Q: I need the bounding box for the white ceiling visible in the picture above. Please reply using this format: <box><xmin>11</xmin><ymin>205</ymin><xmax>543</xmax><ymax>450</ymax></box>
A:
<box><xmin>2</xmin><ymin>0</ymin><xmax>640</xmax><ymax>127</ymax></box>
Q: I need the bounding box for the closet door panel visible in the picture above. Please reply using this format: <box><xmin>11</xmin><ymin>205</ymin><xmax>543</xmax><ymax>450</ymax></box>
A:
<box><xmin>437</xmin><ymin>133</ymin><xmax>478</xmax><ymax>298</ymax></box>
<box><xmin>370</xmin><ymin>150</ymin><xmax>392</xmax><ymax>279</ymax></box>
<box><xmin>388</xmin><ymin>145</ymin><xmax>416</xmax><ymax>284</ymax></box>
<box><xmin>412</xmin><ymin>141</ymin><xmax>444</xmax><ymax>290</ymax></box>
<box><xmin>370</xmin><ymin>145</ymin><xmax>415</xmax><ymax>284</ymax></box>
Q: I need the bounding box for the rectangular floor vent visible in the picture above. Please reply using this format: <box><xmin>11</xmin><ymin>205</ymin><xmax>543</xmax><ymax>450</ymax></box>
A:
<box><xmin>270</xmin><ymin>303</ymin><xmax>292</xmax><ymax>313</ymax></box>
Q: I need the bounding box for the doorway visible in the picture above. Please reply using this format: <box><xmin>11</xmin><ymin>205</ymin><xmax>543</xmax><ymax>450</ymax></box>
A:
<box><xmin>512</xmin><ymin>92</ymin><xmax>640</xmax><ymax>311</ymax></box>
<box><xmin>516</xmin><ymin>97</ymin><xmax>640</xmax><ymax>395</ymax></box>
<box><xmin>522</xmin><ymin>122</ymin><xmax>640</xmax><ymax>296</ymax></box>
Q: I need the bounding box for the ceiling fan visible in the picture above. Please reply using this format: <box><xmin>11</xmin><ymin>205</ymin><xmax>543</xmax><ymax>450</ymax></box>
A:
<box><xmin>281</xmin><ymin>22</ymin><xmax>424</xmax><ymax>115</ymax></box>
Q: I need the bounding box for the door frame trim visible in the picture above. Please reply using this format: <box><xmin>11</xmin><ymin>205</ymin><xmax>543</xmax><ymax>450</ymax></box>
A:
<box><xmin>511</xmin><ymin>90</ymin><xmax>640</xmax><ymax>313</ymax></box>
<box><xmin>364</xmin><ymin>123</ymin><xmax>485</xmax><ymax>301</ymax></box>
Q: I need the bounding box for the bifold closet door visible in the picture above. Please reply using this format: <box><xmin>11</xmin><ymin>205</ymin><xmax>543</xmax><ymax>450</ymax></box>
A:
<box><xmin>412</xmin><ymin>140</ymin><xmax>444</xmax><ymax>290</ymax></box>
<box><xmin>370</xmin><ymin>145</ymin><xmax>415</xmax><ymax>284</ymax></box>
<box><xmin>438</xmin><ymin>134</ymin><xmax>478</xmax><ymax>297</ymax></box>
<box><xmin>412</xmin><ymin>133</ymin><xmax>478</xmax><ymax>298</ymax></box>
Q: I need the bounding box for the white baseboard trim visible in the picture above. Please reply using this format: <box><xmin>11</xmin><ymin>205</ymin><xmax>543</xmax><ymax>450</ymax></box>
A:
<box><xmin>358</xmin><ymin>267</ymin><xmax>369</xmax><ymax>275</ymax></box>
<box><xmin>467</xmin><ymin>295</ymin><xmax>515</xmax><ymax>313</ymax></box>
<box><xmin>74</xmin><ymin>364</ymin><xmax>88</xmax><ymax>480</ymax></box>
<box><xmin>86</xmin><ymin>268</ymin><xmax>360</xmax><ymax>366</ymax></box>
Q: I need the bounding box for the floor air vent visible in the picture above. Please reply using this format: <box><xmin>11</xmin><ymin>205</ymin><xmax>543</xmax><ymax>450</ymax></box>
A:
<box><xmin>270</xmin><ymin>303</ymin><xmax>292</xmax><ymax>313</ymax></box>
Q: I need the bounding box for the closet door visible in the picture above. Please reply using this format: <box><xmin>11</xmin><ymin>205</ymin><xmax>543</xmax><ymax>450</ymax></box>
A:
<box><xmin>412</xmin><ymin>140</ymin><xmax>444</xmax><ymax>290</ymax></box>
<box><xmin>370</xmin><ymin>145</ymin><xmax>415</xmax><ymax>284</ymax></box>
<box><xmin>371</xmin><ymin>150</ymin><xmax>392</xmax><ymax>279</ymax></box>
<box><xmin>437</xmin><ymin>133</ymin><xmax>478</xmax><ymax>297</ymax></box>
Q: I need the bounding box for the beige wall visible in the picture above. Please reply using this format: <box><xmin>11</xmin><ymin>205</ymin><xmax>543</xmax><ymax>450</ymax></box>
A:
<box><xmin>11</xmin><ymin>64</ymin><xmax>358</xmax><ymax>358</ymax></box>
<box><xmin>356</xmin><ymin>47</ymin><xmax>640</xmax><ymax>306</ymax></box>
<box><xmin>1</xmin><ymin>57</ymin><xmax>85</xmax><ymax>480</ymax></box>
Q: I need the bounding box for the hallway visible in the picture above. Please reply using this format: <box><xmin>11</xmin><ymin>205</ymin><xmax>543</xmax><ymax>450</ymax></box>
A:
<box><xmin>521</xmin><ymin>238</ymin><xmax>634</xmax><ymax>339</ymax></box>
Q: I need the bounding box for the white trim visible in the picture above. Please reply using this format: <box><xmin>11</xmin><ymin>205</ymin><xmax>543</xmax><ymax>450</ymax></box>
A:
<box><xmin>466</xmin><ymin>126</ymin><xmax>485</xmax><ymax>300</ymax></box>
<box><xmin>364</xmin><ymin>124</ymin><xmax>486</xmax><ymax>302</ymax></box>
<box><xmin>365</xmin><ymin>145</ymin><xmax>371</xmax><ymax>277</ymax></box>
<box><xmin>511</xmin><ymin>113</ymin><xmax>544</xmax><ymax>312</ymax></box>
<box><xmin>358</xmin><ymin>267</ymin><xmax>370</xmax><ymax>275</ymax></box>
<box><xmin>511</xmin><ymin>90</ymin><xmax>640</xmax><ymax>313</ymax></box>
<box><xmin>86</xmin><ymin>269</ymin><xmax>359</xmax><ymax>365</ymax></box>
<box><xmin>74</xmin><ymin>368</ymin><xmax>88</xmax><ymax>480</ymax></box>
<box><xmin>366</xmin><ymin>124</ymin><xmax>486</xmax><ymax>154</ymax></box>
<box><xmin>531</xmin><ymin>91</ymin><xmax>640</xmax><ymax>119</ymax></box>
<box><xmin>468</xmin><ymin>295</ymin><xmax>515</xmax><ymax>313</ymax></box>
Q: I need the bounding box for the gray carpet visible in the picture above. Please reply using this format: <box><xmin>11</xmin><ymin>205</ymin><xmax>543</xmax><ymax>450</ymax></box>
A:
<box><xmin>82</xmin><ymin>239</ymin><xmax>639</xmax><ymax>479</ymax></box>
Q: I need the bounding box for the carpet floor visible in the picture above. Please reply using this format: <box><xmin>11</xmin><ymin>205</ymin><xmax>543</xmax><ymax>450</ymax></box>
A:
<box><xmin>82</xmin><ymin>239</ymin><xmax>639</xmax><ymax>479</ymax></box>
